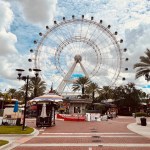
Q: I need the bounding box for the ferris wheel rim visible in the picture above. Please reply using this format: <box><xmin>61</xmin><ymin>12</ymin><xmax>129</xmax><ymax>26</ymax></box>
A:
<box><xmin>31</xmin><ymin>16</ymin><xmax>126</xmax><ymax>89</ymax></box>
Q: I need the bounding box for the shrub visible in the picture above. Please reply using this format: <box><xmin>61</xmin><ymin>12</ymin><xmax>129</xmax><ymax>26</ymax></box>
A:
<box><xmin>135</xmin><ymin>112</ymin><xmax>147</xmax><ymax>117</ymax></box>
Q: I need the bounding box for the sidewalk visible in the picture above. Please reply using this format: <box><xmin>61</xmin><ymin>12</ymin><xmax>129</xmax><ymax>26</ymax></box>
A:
<box><xmin>1</xmin><ymin>117</ymin><xmax>150</xmax><ymax>149</ymax></box>
<box><xmin>127</xmin><ymin>121</ymin><xmax>150</xmax><ymax>138</ymax></box>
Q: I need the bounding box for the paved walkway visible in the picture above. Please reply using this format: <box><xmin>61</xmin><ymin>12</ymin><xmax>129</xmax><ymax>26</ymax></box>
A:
<box><xmin>1</xmin><ymin>116</ymin><xmax>150</xmax><ymax>150</ymax></box>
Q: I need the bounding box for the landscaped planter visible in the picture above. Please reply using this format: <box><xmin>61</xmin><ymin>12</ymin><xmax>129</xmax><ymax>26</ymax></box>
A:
<box><xmin>135</xmin><ymin>112</ymin><xmax>147</xmax><ymax>125</ymax></box>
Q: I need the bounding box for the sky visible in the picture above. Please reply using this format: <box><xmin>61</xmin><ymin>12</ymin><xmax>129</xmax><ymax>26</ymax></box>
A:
<box><xmin>0</xmin><ymin>0</ymin><xmax>150</xmax><ymax>93</ymax></box>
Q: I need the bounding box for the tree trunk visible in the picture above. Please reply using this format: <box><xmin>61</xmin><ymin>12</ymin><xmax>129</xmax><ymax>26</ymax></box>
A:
<box><xmin>82</xmin><ymin>86</ymin><xmax>85</xmax><ymax>95</ymax></box>
<box><xmin>92</xmin><ymin>91</ymin><xmax>95</xmax><ymax>102</ymax></box>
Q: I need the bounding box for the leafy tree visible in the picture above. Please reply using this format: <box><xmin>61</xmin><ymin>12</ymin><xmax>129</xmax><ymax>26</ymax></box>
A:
<box><xmin>134</xmin><ymin>48</ymin><xmax>150</xmax><ymax>79</ymax></box>
<box><xmin>0</xmin><ymin>91</ymin><xmax>3</xmax><ymax>97</ymax></box>
<box><xmin>72</xmin><ymin>77</ymin><xmax>91</xmax><ymax>95</ymax></box>
<box><xmin>113</xmin><ymin>85</ymin><xmax>125</xmax><ymax>100</ymax></box>
<box><xmin>14</xmin><ymin>90</ymin><xmax>25</xmax><ymax>102</ymax></box>
<box><xmin>8</xmin><ymin>88</ymin><xmax>17</xmax><ymax>99</ymax></box>
<box><xmin>114</xmin><ymin>83</ymin><xmax>141</xmax><ymax>112</ymax></box>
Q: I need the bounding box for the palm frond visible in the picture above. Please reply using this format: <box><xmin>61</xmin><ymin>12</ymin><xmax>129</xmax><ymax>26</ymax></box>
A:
<box><xmin>139</xmin><ymin>56</ymin><xmax>150</xmax><ymax>64</ymax></box>
<box><xmin>135</xmin><ymin>70</ymin><xmax>150</xmax><ymax>79</ymax></box>
<box><xmin>134</xmin><ymin>48</ymin><xmax>150</xmax><ymax>79</ymax></box>
<box><xmin>145</xmin><ymin>49</ymin><xmax>150</xmax><ymax>58</ymax></box>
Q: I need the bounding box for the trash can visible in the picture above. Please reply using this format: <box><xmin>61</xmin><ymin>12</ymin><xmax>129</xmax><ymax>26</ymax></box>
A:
<box><xmin>140</xmin><ymin>117</ymin><xmax>147</xmax><ymax>126</ymax></box>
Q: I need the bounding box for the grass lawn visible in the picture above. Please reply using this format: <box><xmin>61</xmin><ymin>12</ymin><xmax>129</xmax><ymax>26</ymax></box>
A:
<box><xmin>0</xmin><ymin>126</ymin><xmax>34</xmax><ymax>134</ymax></box>
<box><xmin>0</xmin><ymin>140</ymin><xmax>9</xmax><ymax>147</ymax></box>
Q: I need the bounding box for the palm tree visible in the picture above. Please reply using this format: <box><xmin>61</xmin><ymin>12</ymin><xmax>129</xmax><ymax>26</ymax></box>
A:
<box><xmin>21</xmin><ymin>77</ymin><xmax>46</xmax><ymax>98</ymax></box>
<box><xmin>134</xmin><ymin>49</ymin><xmax>150</xmax><ymax>79</ymax></box>
<box><xmin>72</xmin><ymin>77</ymin><xmax>91</xmax><ymax>95</ymax></box>
<box><xmin>30</xmin><ymin>77</ymin><xmax>46</xmax><ymax>97</ymax></box>
<box><xmin>86</xmin><ymin>82</ymin><xmax>99</xmax><ymax>101</ymax></box>
<box><xmin>98</xmin><ymin>86</ymin><xmax>114</xmax><ymax>100</ymax></box>
<box><xmin>14</xmin><ymin>90</ymin><xmax>25</xmax><ymax>103</ymax></box>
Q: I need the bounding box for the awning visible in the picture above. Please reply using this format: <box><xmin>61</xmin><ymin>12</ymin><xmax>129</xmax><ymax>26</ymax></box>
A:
<box><xmin>29</xmin><ymin>93</ymin><xmax>63</xmax><ymax>103</ymax></box>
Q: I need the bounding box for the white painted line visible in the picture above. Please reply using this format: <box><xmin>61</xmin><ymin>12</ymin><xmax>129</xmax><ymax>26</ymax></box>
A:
<box><xmin>42</xmin><ymin>132</ymin><xmax>135</xmax><ymax>135</ymax></box>
<box><xmin>39</xmin><ymin>130</ymin><xmax>45</xmax><ymax>132</ymax></box>
<box><xmin>35</xmin><ymin>135</ymin><xmax>141</xmax><ymax>138</ymax></box>
<box><xmin>89</xmin><ymin>147</ymin><xmax>92</xmax><ymax>150</ymax></box>
<box><xmin>39</xmin><ymin>127</ymin><xmax>47</xmax><ymax>132</ymax></box>
<box><xmin>20</xmin><ymin>143</ymin><xmax>150</xmax><ymax>147</ymax></box>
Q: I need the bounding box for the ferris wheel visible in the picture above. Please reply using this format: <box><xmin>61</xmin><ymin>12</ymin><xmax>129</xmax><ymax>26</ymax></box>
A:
<box><xmin>29</xmin><ymin>15</ymin><xmax>128</xmax><ymax>94</ymax></box>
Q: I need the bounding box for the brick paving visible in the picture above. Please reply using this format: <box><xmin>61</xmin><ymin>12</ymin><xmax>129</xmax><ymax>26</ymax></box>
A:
<box><xmin>12</xmin><ymin>117</ymin><xmax>150</xmax><ymax>150</ymax></box>
<box><xmin>24</xmin><ymin>136</ymin><xmax>150</xmax><ymax>144</ymax></box>
<box><xmin>13</xmin><ymin>147</ymin><xmax>150</xmax><ymax>150</ymax></box>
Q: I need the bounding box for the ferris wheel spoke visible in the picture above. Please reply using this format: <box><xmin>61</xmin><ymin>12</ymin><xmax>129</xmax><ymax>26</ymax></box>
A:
<box><xmin>99</xmin><ymin>43</ymin><xmax>119</xmax><ymax>54</ymax></box>
<box><xmin>43</xmin><ymin>34</ymin><xmax>61</xmax><ymax>47</ymax></box>
<box><xmin>87</xmin><ymin>25</ymin><xmax>101</xmax><ymax>42</ymax></box>
<box><xmin>99</xmin><ymin>64</ymin><xmax>119</xmax><ymax>77</ymax></box>
<box><xmin>56</xmin><ymin>25</ymin><xmax>77</xmax><ymax>52</ymax></box>
<box><xmin>64</xmin><ymin>23</ymin><xmax>80</xmax><ymax>51</ymax></box>
<box><xmin>84</xmin><ymin>21</ymin><xmax>93</xmax><ymax>40</ymax></box>
<box><xmin>90</xmin><ymin>26</ymin><xmax>108</xmax><ymax>43</ymax></box>
<box><xmin>79</xmin><ymin>19</ymin><xmax>83</xmax><ymax>52</ymax></box>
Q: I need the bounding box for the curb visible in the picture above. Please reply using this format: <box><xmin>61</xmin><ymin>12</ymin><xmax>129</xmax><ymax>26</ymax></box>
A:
<box><xmin>0</xmin><ymin>141</ymin><xmax>12</xmax><ymax>150</ymax></box>
<box><xmin>127</xmin><ymin>122</ymin><xmax>150</xmax><ymax>138</ymax></box>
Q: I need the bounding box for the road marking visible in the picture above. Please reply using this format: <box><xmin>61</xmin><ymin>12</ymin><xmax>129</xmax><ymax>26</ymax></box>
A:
<box><xmin>20</xmin><ymin>143</ymin><xmax>150</xmax><ymax>147</ymax></box>
<box><xmin>111</xmin><ymin>120</ymin><xmax>132</xmax><ymax>124</ymax></box>
<box><xmin>89</xmin><ymin>147</ymin><xmax>92</xmax><ymax>150</ymax></box>
<box><xmin>39</xmin><ymin>127</ymin><xmax>46</xmax><ymax>132</ymax></box>
<box><xmin>42</xmin><ymin>132</ymin><xmax>135</xmax><ymax>135</ymax></box>
<box><xmin>39</xmin><ymin>129</ymin><xmax>45</xmax><ymax>131</ymax></box>
<box><xmin>36</xmin><ymin>135</ymin><xmax>141</xmax><ymax>138</ymax></box>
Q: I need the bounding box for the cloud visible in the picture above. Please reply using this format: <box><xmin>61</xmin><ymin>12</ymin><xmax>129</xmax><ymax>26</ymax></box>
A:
<box><xmin>0</xmin><ymin>29</ymin><xmax>17</xmax><ymax>55</ymax></box>
<box><xmin>125</xmin><ymin>23</ymin><xmax>150</xmax><ymax>72</ymax></box>
<box><xmin>16</xmin><ymin>0</ymin><xmax>58</xmax><ymax>25</ymax></box>
<box><xmin>0</xmin><ymin>79</ymin><xmax>24</xmax><ymax>92</ymax></box>
<box><xmin>0</xmin><ymin>1</ymin><xmax>17</xmax><ymax>56</ymax></box>
<box><xmin>0</xmin><ymin>1</ymin><xmax>17</xmax><ymax>79</ymax></box>
<box><xmin>0</xmin><ymin>1</ymin><xmax>13</xmax><ymax>30</ymax></box>
<box><xmin>0</xmin><ymin>0</ymin><xmax>30</xmax><ymax>90</ymax></box>
<box><xmin>1</xmin><ymin>0</ymin><xmax>150</xmax><ymax>93</ymax></box>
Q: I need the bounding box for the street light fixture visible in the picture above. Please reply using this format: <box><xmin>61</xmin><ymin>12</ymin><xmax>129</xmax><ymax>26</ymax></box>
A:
<box><xmin>16</xmin><ymin>68</ymin><xmax>41</xmax><ymax>130</ymax></box>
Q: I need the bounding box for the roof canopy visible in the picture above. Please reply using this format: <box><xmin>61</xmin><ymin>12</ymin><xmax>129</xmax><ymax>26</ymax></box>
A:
<box><xmin>29</xmin><ymin>93</ymin><xmax>63</xmax><ymax>103</ymax></box>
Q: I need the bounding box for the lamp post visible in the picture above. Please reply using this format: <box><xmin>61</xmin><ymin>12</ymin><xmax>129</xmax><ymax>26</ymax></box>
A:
<box><xmin>16</xmin><ymin>68</ymin><xmax>41</xmax><ymax>130</ymax></box>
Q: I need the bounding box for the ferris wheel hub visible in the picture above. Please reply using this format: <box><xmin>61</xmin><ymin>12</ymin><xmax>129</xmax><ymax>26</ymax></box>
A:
<box><xmin>74</xmin><ymin>55</ymin><xmax>82</xmax><ymax>63</ymax></box>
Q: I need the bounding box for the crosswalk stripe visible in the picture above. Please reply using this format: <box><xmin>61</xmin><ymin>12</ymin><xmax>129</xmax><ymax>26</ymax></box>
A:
<box><xmin>42</xmin><ymin>132</ymin><xmax>135</xmax><ymax>135</ymax></box>
<box><xmin>20</xmin><ymin>143</ymin><xmax>150</xmax><ymax>147</ymax></box>
<box><xmin>35</xmin><ymin>135</ymin><xmax>141</xmax><ymax>138</ymax></box>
